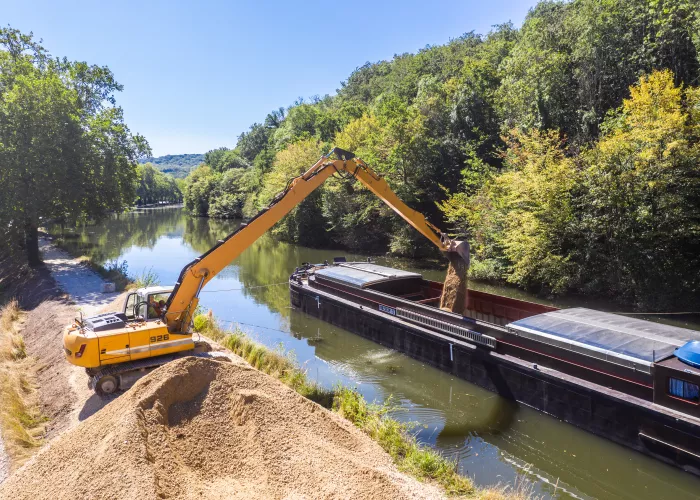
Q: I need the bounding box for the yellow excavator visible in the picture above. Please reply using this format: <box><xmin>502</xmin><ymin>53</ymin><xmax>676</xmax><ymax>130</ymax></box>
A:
<box><xmin>63</xmin><ymin>148</ymin><xmax>470</xmax><ymax>395</ymax></box>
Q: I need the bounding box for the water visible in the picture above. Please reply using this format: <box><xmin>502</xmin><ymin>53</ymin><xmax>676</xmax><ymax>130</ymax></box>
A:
<box><xmin>53</xmin><ymin>207</ymin><xmax>700</xmax><ymax>499</ymax></box>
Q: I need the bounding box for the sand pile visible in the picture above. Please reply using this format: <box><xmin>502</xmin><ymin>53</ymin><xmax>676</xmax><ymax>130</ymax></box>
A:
<box><xmin>0</xmin><ymin>357</ymin><xmax>442</xmax><ymax>500</ymax></box>
<box><xmin>439</xmin><ymin>253</ymin><xmax>468</xmax><ymax>315</ymax></box>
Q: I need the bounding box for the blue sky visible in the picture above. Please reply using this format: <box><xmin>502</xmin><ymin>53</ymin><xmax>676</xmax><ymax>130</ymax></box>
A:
<box><xmin>3</xmin><ymin>0</ymin><xmax>536</xmax><ymax>156</ymax></box>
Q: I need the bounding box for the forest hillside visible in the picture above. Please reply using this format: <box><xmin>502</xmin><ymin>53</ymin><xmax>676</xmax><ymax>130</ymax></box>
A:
<box><xmin>141</xmin><ymin>154</ymin><xmax>205</xmax><ymax>178</ymax></box>
<box><xmin>183</xmin><ymin>0</ymin><xmax>700</xmax><ymax>308</ymax></box>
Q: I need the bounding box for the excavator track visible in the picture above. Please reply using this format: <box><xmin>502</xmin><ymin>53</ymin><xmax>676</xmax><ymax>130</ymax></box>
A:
<box><xmin>88</xmin><ymin>341</ymin><xmax>229</xmax><ymax>396</ymax></box>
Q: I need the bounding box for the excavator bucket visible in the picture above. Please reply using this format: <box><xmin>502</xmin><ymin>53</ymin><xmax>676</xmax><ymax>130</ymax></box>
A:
<box><xmin>439</xmin><ymin>238</ymin><xmax>470</xmax><ymax>315</ymax></box>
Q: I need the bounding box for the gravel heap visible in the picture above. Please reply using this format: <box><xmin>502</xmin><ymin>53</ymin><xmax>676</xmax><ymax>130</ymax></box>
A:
<box><xmin>0</xmin><ymin>357</ymin><xmax>442</xmax><ymax>500</ymax></box>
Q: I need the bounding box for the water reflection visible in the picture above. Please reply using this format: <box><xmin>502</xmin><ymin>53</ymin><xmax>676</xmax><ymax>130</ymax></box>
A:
<box><xmin>50</xmin><ymin>208</ymin><xmax>700</xmax><ymax>500</ymax></box>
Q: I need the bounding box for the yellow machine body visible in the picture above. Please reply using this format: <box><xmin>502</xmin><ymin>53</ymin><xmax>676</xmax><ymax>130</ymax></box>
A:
<box><xmin>63</xmin><ymin>148</ymin><xmax>468</xmax><ymax>384</ymax></box>
<box><xmin>63</xmin><ymin>321</ymin><xmax>193</xmax><ymax>368</ymax></box>
<box><xmin>63</xmin><ymin>286</ymin><xmax>194</xmax><ymax>369</ymax></box>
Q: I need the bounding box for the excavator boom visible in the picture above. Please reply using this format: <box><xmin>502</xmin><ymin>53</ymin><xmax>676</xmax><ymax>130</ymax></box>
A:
<box><xmin>164</xmin><ymin>148</ymin><xmax>468</xmax><ymax>332</ymax></box>
<box><xmin>63</xmin><ymin>147</ymin><xmax>469</xmax><ymax>395</ymax></box>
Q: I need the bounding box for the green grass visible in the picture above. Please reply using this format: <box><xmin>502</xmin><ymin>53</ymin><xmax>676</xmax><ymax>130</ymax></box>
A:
<box><xmin>0</xmin><ymin>300</ymin><xmax>46</xmax><ymax>469</ymax></box>
<box><xmin>194</xmin><ymin>312</ymin><xmax>533</xmax><ymax>498</ymax></box>
<box><xmin>131</xmin><ymin>267</ymin><xmax>160</xmax><ymax>289</ymax></box>
<box><xmin>332</xmin><ymin>386</ymin><xmax>474</xmax><ymax>495</ymax></box>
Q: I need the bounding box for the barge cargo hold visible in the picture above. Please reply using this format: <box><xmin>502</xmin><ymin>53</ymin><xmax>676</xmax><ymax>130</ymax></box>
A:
<box><xmin>289</xmin><ymin>261</ymin><xmax>700</xmax><ymax>475</ymax></box>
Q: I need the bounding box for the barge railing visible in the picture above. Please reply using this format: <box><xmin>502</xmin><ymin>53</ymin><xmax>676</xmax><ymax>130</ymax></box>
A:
<box><xmin>396</xmin><ymin>307</ymin><xmax>497</xmax><ymax>349</ymax></box>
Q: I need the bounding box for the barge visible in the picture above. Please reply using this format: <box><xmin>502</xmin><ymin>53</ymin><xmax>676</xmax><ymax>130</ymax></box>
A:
<box><xmin>290</xmin><ymin>260</ymin><xmax>700</xmax><ymax>475</ymax></box>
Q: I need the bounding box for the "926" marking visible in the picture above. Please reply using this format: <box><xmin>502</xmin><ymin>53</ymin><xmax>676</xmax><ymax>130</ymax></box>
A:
<box><xmin>150</xmin><ymin>334</ymin><xmax>170</xmax><ymax>343</ymax></box>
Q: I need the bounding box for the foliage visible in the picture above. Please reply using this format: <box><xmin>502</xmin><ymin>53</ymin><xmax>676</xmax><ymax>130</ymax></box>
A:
<box><xmin>132</xmin><ymin>267</ymin><xmax>160</xmax><ymax>289</ymax></box>
<box><xmin>183</xmin><ymin>166</ymin><xmax>219</xmax><ymax>216</ymax></box>
<box><xmin>441</xmin><ymin>129</ymin><xmax>580</xmax><ymax>294</ymax></box>
<box><xmin>258</xmin><ymin>139</ymin><xmax>328</xmax><ymax>245</ymax></box>
<box><xmin>0</xmin><ymin>27</ymin><xmax>150</xmax><ymax>265</ymax></box>
<box><xmin>100</xmin><ymin>259</ymin><xmax>132</xmax><ymax>291</ymax></box>
<box><xmin>442</xmin><ymin>70</ymin><xmax>700</xmax><ymax>306</ymax></box>
<box><xmin>181</xmin><ymin>0</ymin><xmax>700</xmax><ymax>305</ymax></box>
<box><xmin>579</xmin><ymin>70</ymin><xmax>700</xmax><ymax>306</ymax></box>
<box><xmin>135</xmin><ymin>163</ymin><xmax>182</xmax><ymax>205</ymax></box>
<box><xmin>139</xmin><ymin>154</ymin><xmax>204</xmax><ymax>178</ymax></box>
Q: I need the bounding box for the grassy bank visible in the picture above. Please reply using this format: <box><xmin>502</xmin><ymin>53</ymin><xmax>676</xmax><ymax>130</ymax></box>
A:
<box><xmin>194</xmin><ymin>312</ymin><xmax>532</xmax><ymax>499</ymax></box>
<box><xmin>0</xmin><ymin>300</ymin><xmax>45</xmax><ymax>469</ymax></box>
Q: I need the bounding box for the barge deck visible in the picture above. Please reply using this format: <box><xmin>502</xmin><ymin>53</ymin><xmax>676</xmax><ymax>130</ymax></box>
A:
<box><xmin>290</xmin><ymin>261</ymin><xmax>700</xmax><ymax>475</ymax></box>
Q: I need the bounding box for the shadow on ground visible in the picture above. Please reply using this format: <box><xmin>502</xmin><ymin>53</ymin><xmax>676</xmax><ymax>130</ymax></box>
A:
<box><xmin>79</xmin><ymin>393</ymin><xmax>119</xmax><ymax>421</ymax></box>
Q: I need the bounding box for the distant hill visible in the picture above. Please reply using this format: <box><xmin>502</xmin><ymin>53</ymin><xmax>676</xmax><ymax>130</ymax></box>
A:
<box><xmin>141</xmin><ymin>154</ymin><xmax>204</xmax><ymax>178</ymax></box>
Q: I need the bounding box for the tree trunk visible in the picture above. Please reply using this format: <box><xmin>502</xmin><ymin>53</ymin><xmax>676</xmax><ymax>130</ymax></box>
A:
<box><xmin>25</xmin><ymin>221</ymin><xmax>40</xmax><ymax>266</ymax></box>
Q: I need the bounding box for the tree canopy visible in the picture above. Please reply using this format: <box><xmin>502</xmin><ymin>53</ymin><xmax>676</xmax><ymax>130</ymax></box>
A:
<box><xmin>0</xmin><ymin>27</ymin><xmax>151</xmax><ymax>264</ymax></box>
<box><xmin>135</xmin><ymin>163</ymin><xmax>182</xmax><ymax>206</ymax></box>
<box><xmin>182</xmin><ymin>0</ymin><xmax>700</xmax><ymax>307</ymax></box>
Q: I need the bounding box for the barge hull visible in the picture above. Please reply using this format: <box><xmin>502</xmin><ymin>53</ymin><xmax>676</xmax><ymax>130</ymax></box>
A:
<box><xmin>291</xmin><ymin>282</ymin><xmax>700</xmax><ymax>475</ymax></box>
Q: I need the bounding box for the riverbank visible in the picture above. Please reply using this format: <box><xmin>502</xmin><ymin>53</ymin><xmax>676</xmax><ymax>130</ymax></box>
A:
<box><xmin>0</xmin><ymin>240</ymin><xmax>531</xmax><ymax>498</ymax></box>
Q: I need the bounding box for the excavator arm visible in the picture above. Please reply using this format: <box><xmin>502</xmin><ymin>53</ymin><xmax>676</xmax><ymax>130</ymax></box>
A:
<box><xmin>164</xmin><ymin>148</ymin><xmax>469</xmax><ymax>332</ymax></box>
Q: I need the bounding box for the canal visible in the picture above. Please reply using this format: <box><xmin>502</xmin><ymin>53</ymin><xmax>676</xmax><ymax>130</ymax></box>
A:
<box><xmin>52</xmin><ymin>206</ymin><xmax>700</xmax><ymax>500</ymax></box>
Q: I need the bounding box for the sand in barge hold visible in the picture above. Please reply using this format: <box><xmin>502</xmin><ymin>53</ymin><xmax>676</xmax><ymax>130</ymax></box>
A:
<box><xmin>439</xmin><ymin>254</ymin><xmax>468</xmax><ymax>315</ymax></box>
<box><xmin>0</xmin><ymin>357</ymin><xmax>443</xmax><ymax>500</ymax></box>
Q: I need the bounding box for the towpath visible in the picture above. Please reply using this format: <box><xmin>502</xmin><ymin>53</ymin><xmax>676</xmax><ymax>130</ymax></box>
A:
<box><xmin>0</xmin><ymin>438</ymin><xmax>8</xmax><ymax>484</ymax></box>
<box><xmin>40</xmin><ymin>239</ymin><xmax>120</xmax><ymax>315</ymax></box>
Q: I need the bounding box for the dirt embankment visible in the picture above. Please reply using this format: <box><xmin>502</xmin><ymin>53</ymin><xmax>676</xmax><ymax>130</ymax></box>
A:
<box><xmin>0</xmin><ymin>263</ymin><xmax>82</xmax><ymax>472</ymax></box>
<box><xmin>0</xmin><ymin>251</ymin><xmax>122</xmax><ymax>477</ymax></box>
<box><xmin>21</xmin><ymin>299</ymin><xmax>91</xmax><ymax>439</ymax></box>
<box><xmin>0</xmin><ymin>357</ymin><xmax>443</xmax><ymax>500</ymax></box>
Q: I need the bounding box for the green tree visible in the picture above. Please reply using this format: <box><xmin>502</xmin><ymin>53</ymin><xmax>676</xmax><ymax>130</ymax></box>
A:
<box><xmin>580</xmin><ymin>70</ymin><xmax>700</xmax><ymax>306</ymax></box>
<box><xmin>259</xmin><ymin>139</ymin><xmax>328</xmax><ymax>245</ymax></box>
<box><xmin>135</xmin><ymin>163</ymin><xmax>182</xmax><ymax>205</ymax></box>
<box><xmin>208</xmin><ymin>168</ymin><xmax>248</xmax><ymax>219</ymax></box>
<box><xmin>441</xmin><ymin>129</ymin><xmax>580</xmax><ymax>292</ymax></box>
<box><xmin>204</xmin><ymin>147</ymin><xmax>229</xmax><ymax>171</ymax></box>
<box><xmin>0</xmin><ymin>27</ymin><xmax>149</xmax><ymax>265</ymax></box>
<box><xmin>183</xmin><ymin>166</ymin><xmax>219</xmax><ymax>216</ymax></box>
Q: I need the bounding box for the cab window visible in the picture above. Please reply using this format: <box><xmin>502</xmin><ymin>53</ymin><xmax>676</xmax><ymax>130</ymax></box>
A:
<box><xmin>147</xmin><ymin>293</ymin><xmax>169</xmax><ymax>320</ymax></box>
<box><xmin>124</xmin><ymin>293</ymin><xmax>138</xmax><ymax>320</ymax></box>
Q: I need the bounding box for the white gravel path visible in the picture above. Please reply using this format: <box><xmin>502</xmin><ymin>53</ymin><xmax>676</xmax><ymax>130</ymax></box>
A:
<box><xmin>0</xmin><ymin>437</ymin><xmax>8</xmax><ymax>484</ymax></box>
<box><xmin>39</xmin><ymin>239</ymin><xmax>121</xmax><ymax>316</ymax></box>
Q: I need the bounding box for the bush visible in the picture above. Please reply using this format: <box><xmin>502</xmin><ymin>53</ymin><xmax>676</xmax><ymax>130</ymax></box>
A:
<box><xmin>193</xmin><ymin>313</ymin><xmax>210</xmax><ymax>332</ymax></box>
<box><xmin>132</xmin><ymin>267</ymin><xmax>160</xmax><ymax>289</ymax></box>
<box><xmin>468</xmin><ymin>258</ymin><xmax>503</xmax><ymax>282</ymax></box>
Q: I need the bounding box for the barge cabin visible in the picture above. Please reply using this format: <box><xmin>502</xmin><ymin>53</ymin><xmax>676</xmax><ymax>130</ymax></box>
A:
<box><xmin>290</xmin><ymin>260</ymin><xmax>700</xmax><ymax>475</ymax></box>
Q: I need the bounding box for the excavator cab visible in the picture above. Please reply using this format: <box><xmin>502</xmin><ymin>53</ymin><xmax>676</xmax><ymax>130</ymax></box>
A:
<box><xmin>124</xmin><ymin>286</ymin><xmax>174</xmax><ymax>320</ymax></box>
